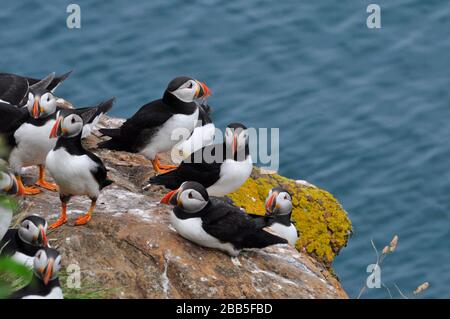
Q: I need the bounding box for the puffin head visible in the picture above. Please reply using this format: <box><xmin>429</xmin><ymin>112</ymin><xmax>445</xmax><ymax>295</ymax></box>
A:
<box><xmin>225</xmin><ymin>123</ymin><xmax>248</xmax><ymax>157</ymax></box>
<box><xmin>160</xmin><ymin>181</ymin><xmax>209</xmax><ymax>213</ymax></box>
<box><xmin>265</xmin><ymin>187</ymin><xmax>292</xmax><ymax>217</ymax></box>
<box><xmin>0</xmin><ymin>172</ymin><xmax>18</xmax><ymax>195</ymax></box>
<box><xmin>49</xmin><ymin>112</ymin><xmax>83</xmax><ymax>139</ymax></box>
<box><xmin>33</xmin><ymin>248</ymin><xmax>61</xmax><ymax>285</ymax></box>
<box><xmin>26</xmin><ymin>73</ymin><xmax>57</xmax><ymax>119</ymax></box>
<box><xmin>18</xmin><ymin>215</ymin><xmax>49</xmax><ymax>247</ymax></box>
<box><xmin>166</xmin><ymin>76</ymin><xmax>211</xmax><ymax>103</ymax></box>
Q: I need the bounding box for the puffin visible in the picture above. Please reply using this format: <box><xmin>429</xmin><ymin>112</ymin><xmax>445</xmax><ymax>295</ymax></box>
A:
<box><xmin>0</xmin><ymin>172</ymin><xmax>19</xmax><ymax>252</ymax></box>
<box><xmin>0</xmin><ymin>76</ymin><xmax>114</xmax><ymax>196</ymax></box>
<box><xmin>0</xmin><ymin>214</ymin><xmax>49</xmax><ymax>268</ymax></box>
<box><xmin>173</xmin><ymin>103</ymin><xmax>216</xmax><ymax>159</ymax></box>
<box><xmin>46</xmin><ymin>108</ymin><xmax>114</xmax><ymax>229</ymax></box>
<box><xmin>148</xmin><ymin>123</ymin><xmax>252</xmax><ymax>197</ymax></box>
<box><xmin>97</xmin><ymin>76</ymin><xmax>211</xmax><ymax>173</ymax></box>
<box><xmin>160</xmin><ymin>181</ymin><xmax>287</xmax><ymax>256</ymax></box>
<box><xmin>9</xmin><ymin>247</ymin><xmax>63</xmax><ymax>299</ymax></box>
<box><xmin>255</xmin><ymin>187</ymin><xmax>299</xmax><ymax>246</ymax></box>
<box><xmin>0</xmin><ymin>70</ymin><xmax>72</xmax><ymax>106</ymax></box>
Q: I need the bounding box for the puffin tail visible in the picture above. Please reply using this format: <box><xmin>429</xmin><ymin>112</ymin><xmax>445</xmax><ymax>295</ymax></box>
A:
<box><xmin>100</xmin><ymin>179</ymin><xmax>114</xmax><ymax>190</ymax></box>
<box><xmin>148</xmin><ymin>171</ymin><xmax>182</xmax><ymax>190</ymax></box>
<box><xmin>97</xmin><ymin>136</ymin><xmax>128</xmax><ymax>151</ymax></box>
<box><xmin>241</xmin><ymin>230</ymin><xmax>287</xmax><ymax>249</ymax></box>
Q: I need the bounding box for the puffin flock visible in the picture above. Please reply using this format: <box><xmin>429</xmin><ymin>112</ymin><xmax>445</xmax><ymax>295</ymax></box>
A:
<box><xmin>0</xmin><ymin>72</ymin><xmax>298</xmax><ymax>299</ymax></box>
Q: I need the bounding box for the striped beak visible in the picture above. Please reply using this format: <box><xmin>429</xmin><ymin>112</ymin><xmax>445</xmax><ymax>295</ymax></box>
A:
<box><xmin>32</xmin><ymin>99</ymin><xmax>41</xmax><ymax>119</ymax></box>
<box><xmin>265</xmin><ymin>192</ymin><xmax>278</xmax><ymax>215</ymax></box>
<box><xmin>49</xmin><ymin>116</ymin><xmax>63</xmax><ymax>138</ymax></box>
<box><xmin>43</xmin><ymin>259</ymin><xmax>54</xmax><ymax>285</ymax></box>
<box><xmin>195</xmin><ymin>81</ymin><xmax>212</xmax><ymax>99</ymax></box>
<box><xmin>161</xmin><ymin>189</ymin><xmax>179</xmax><ymax>206</ymax></box>
<box><xmin>39</xmin><ymin>225</ymin><xmax>48</xmax><ymax>247</ymax></box>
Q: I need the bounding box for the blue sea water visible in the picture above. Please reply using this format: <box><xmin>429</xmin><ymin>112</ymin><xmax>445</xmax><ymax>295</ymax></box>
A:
<box><xmin>1</xmin><ymin>0</ymin><xmax>449</xmax><ymax>298</ymax></box>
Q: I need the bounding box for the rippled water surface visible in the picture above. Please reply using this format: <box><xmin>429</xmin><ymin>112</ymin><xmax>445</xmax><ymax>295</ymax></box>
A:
<box><xmin>1</xmin><ymin>0</ymin><xmax>449</xmax><ymax>298</ymax></box>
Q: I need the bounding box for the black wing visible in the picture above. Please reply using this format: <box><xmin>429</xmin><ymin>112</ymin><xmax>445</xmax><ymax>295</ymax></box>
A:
<box><xmin>26</xmin><ymin>70</ymin><xmax>73</xmax><ymax>92</ymax></box>
<box><xmin>85</xmin><ymin>149</ymin><xmax>113</xmax><ymax>190</ymax></box>
<box><xmin>59</xmin><ymin>97</ymin><xmax>114</xmax><ymax>124</ymax></box>
<box><xmin>148</xmin><ymin>143</ymin><xmax>223</xmax><ymax>189</ymax></box>
<box><xmin>0</xmin><ymin>73</ymin><xmax>29</xmax><ymax>105</ymax></box>
<box><xmin>120</xmin><ymin>100</ymin><xmax>174</xmax><ymax>148</ymax></box>
<box><xmin>202</xmin><ymin>199</ymin><xmax>287</xmax><ymax>249</ymax></box>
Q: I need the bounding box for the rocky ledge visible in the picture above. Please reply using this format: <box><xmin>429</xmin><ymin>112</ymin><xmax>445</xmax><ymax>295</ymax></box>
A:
<box><xmin>12</xmin><ymin>116</ymin><xmax>352</xmax><ymax>299</ymax></box>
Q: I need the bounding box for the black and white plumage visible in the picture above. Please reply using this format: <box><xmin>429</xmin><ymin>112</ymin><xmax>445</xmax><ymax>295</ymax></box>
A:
<box><xmin>249</xmin><ymin>187</ymin><xmax>299</xmax><ymax>246</ymax></box>
<box><xmin>97</xmin><ymin>76</ymin><xmax>211</xmax><ymax>173</ymax></box>
<box><xmin>0</xmin><ymin>215</ymin><xmax>49</xmax><ymax>268</ymax></box>
<box><xmin>9</xmin><ymin>248</ymin><xmax>63</xmax><ymax>299</ymax></box>
<box><xmin>0</xmin><ymin>86</ymin><xmax>114</xmax><ymax>196</ymax></box>
<box><xmin>46</xmin><ymin>108</ymin><xmax>114</xmax><ymax>229</ymax></box>
<box><xmin>149</xmin><ymin>123</ymin><xmax>252</xmax><ymax>197</ymax></box>
<box><xmin>161</xmin><ymin>181</ymin><xmax>287</xmax><ymax>256</ymax></box>
<box><xmin>0</xmin><ymin>70</ymin><xmax>72</xmax><ymax>106</ymax></box>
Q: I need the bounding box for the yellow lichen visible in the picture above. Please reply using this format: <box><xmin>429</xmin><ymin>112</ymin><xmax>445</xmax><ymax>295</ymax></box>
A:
<box><xmin>227</xmin><ymin>168</ymin><xmax>352</xmax><ymax>267</ymax></box>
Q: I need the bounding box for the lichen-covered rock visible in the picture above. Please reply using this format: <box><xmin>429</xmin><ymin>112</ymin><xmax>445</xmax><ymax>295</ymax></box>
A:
<box><xmin>10</xmin><ymin>116</ymin><xmax>349</xmax><ymax>298</ymax></box>
<box><xmin>227</xmin><ymin>172</ymin><xmax>352</xmax><ymax>266</ymax></box>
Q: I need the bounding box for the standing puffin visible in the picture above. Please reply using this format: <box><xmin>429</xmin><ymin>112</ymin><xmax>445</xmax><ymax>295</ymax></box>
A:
<box><xmin>46</xmin><ymin>108</ymin><xmax>114</xmax><ymax>229</ymax></box>
<box><xmin>263</xmin><ymin>187</ymin><xmax>298</xmax><ymax>246</ymax></box>
<box><xmin>0</xmin><ymin>215</ymin><xmax>49</xmax><ymax>267</ymax></box>
<box><xmin>97</xmin><ymin>76</ymin><xmax>211</xmax><ymax>173</ymax></box>
<box><xmin>149</xmin><ymin>123</ymin><xmax>252</xmax><ymax>197</ymax></box>
<box><xmin>160</xmin><ymin>181</ymin><xmax>287</xmax><ymax>256</ymax></box>
<box><xmin>0</xmin><ymin>70</ymin><xmax>72</xmax><ymax>106</ymax></box>
<box><xmin>0</xmin><ymin>77</ymin><xmax>114</xmax><ymax>196</ymax></box>
<box><xmin>9</xmin><ymin>247</ymin><xmax>63</xmax><ymax>299</ymax></box>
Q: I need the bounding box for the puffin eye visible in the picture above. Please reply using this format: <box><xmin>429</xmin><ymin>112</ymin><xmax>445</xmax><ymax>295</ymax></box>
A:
<box><xmin>71</xmin><ymin>118</ymin><xmax>75</xmax><ymax>124</ymax></box>
<box><xmin>188</xmin><ymin>82</ymin><xmax>193</xmax><ymax>89</ymax></box>
<box><xmin>188</xmin><ymin>192</ymin><xmax>193</xmax><ymax>199</ymax></box>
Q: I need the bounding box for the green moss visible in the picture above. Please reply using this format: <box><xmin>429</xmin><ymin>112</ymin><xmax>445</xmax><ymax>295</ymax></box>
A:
<box><xmin>227</xmin><ymin>168</ymin><xmax>352</xmax><ymax>267</ymax></box>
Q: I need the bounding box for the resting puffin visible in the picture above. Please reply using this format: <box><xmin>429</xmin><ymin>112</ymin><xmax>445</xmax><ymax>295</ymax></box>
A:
<box><xmin>173</xmin><ymin>103</ymin><xmax>216</xmax><ymax>159</ymax></box>
<box><xmin>161</xmin><ymin>182</ymin><xmax>287</xmax><ymax>256</ymax></box>
<box><xmin>46</xmin><ymin>108</ymin><xmax>114</xmax><ymax>229</ymax></box>
<box><xmin>98</xmin><ymin>76</ymin><xmax>211</xmax><ymax>173</ymax></box>
<box><xmin>0</xmin><ymin>70</ymin><xmax>72</xmax><ymax>106</ymax></box>
<box><xmin>261</xmin><ymin>187</ymin><xmax>298</xmax><ymax>246</ymax></box>
<box><xmin>0</xmin><ymin>78</ymin><xmax>114</xmax><ymax>196</ymax></box>
<box><xmin>9</xmin><ymin>247</ymin><xmax>63</xmax><ymax>299</ymax></box>
<box><xmin>0</xmin><ymin>215</ymin><xmax>49</xmax><ymax>267</ymax></box>
<box><xmin>149</xmin><ymin>123</ymin><xmax>252</xmax><ymax>197</ymax></box>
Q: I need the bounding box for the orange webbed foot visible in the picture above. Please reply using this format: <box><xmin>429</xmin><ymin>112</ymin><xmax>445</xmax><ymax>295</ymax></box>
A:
<box><xmin>35</xmin><ymin>180</ymin><xmax>59</xmax><ymax>192</ymax></box>
<box><xmin>49</xmin><ymin>216</ymin><xmax>68</xmax><ymax>230</ymax></box>
<box><xmin>74</xmin><ymin>214</ymin><xmax>92</xmax><ymax>226</ymax></box>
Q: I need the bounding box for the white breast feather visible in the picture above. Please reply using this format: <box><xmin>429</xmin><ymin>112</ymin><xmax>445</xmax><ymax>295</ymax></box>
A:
<box><xmin>206</xmin><ymin>156</ymin><xmax>253</xmax><ymax>197</ymax></box>
<box><xmin>141</xmin><ymin>108</ymin><xmax>199</xmax><ymax>160</ymax></box>
<box><xmin>268</xmin><ymin>222</ymin><xmax>298</xmax><ymax>246</ymax></box>
<box><xmin>46</xmin><ymin>148</ymin><xmax>99</xmax><ymax>198</ymax></box>
<box><xmin>9</xmin><ymin>120</ymin><xmax>56</xmax><ymax>172</ymax></box>
<box><xmin>22</xmin><ymin>287</ymin><xmax>64</xmax><ymax>299</ymax></box>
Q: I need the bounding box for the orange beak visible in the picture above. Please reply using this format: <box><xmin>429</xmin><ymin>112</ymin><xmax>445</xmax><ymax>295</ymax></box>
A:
<box><xmin>196</xmin><ymin>81</ymin><xmax>212</xmax><ymax>98</ymax></box>
<box><xmin>265</xmin><ymin>193</ymin><xmax>277</xmax><ymax>214</ymax></box>
<box><xmin>232</xmin><ymin>134</ymin><xmax>238</xmax><ymax>156</ymax></box>
<box><xmin>32</xmin><ymin>99</ymin><xmax>40</xmax><ymax>119</ymax></box>
<box><xmin>40</xmin><ymin>226</ymin><xmax>48</xmax><ymax>247</ymax></box>
<box><xmin>161</xmin><ymin>189</ymin><xmax>179</xmax><ymax>205</ymax></box>
<box><xmin>49</xmin><ymin>117</ymin><xmax>62</xmax><ymax>138</ymax></box>
<box><xmin>200</xmin><ymin>82</ymin><xmax>211</xmax><ymax>97</ymax></box>
<box><xmin>43</xmin><ymin>259</ymin><xmax>54</xmax><ymax>285</ymax></box>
